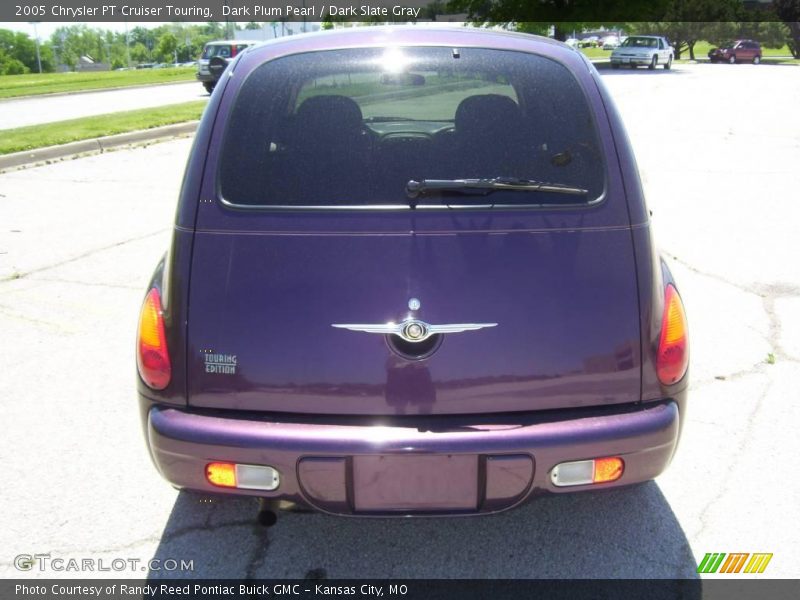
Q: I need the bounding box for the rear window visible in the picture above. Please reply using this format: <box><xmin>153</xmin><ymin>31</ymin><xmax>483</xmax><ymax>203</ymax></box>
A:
<box><xmin>202</xmin><ymin>44</ymin><xmax>232</xmax><ymax>59</ymax></box>
<box><xmin>219</xmin><ymin>47</ymin><xmax>605</xmax><ymax>208</ymax></box>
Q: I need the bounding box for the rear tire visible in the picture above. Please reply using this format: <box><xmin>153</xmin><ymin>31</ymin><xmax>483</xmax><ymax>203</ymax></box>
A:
<box><xmin>729</xmin><ymin>55</ymin><xmax>736</xmax><ymax>64</ymax></box>
<box><xmin>203</xmin><ymin>82</ymin><xmax>215</xmax><ymax>94</ymax></box>
<box><xmin>753</xmin><ymin>55</ymin><xmax>761</xmax><ymax>65</ymax></box>
<box><xmin>664</xmin><ymin>55</ymin><xmax>673</xmax><ymax>70</ymax></box>
<box><xmin>649</xmin><ymin>55</ymin><xmax>658</xmax><ymax>70</ymax></box>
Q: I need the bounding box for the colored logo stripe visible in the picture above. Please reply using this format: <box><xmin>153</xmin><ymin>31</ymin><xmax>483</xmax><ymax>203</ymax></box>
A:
<box><xmin>720</xmin><ymin>553</ymin><xmax>749</xmax><ymax>573</ymax></box>
<box><xmin>697</xmin><ymin>553</ymin><xmax>726</xmax><ymax>573</ymax></box>
<box><xmin>697</xmin><ymin>552</ymin><xmax>773</xmax><ymax>574</ymax></box>
<box><xmin>744</xmin><ymin>553</ymin><xmax>773</xmax><ymax>574</ymax></box>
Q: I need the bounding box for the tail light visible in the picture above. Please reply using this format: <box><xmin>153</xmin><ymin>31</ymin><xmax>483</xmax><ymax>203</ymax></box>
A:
<box><xmin>657</xmin><ymin>284</ymin><xmax>688</xmax><ymax>385</ymax></box>
<box><xmin>206</xmin><ymin>462</ymin><xmax>280</xmax><ymax>490</ymax></box>
<box><xmin>137</xmin><ymin>288</ymin><xmax>171</xmax><ymax>390</ymax></box>
<box><xmin>551</xmin><ymin>457</ymin><xmax>624</xmax><ymax>486</ymax></box>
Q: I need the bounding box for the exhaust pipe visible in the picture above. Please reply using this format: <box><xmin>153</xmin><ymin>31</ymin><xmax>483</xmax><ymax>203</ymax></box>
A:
<box><xmin>257</xmin><ymin>498</ymin><xmax>278</xmax><ymax>527</ymax></box>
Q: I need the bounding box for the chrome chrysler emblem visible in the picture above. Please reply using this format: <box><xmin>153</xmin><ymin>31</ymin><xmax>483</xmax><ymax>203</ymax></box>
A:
<box><xmin>332</xmin><ymin>318</ymin><xmax>497</xmax><ymax>343</ymax></box>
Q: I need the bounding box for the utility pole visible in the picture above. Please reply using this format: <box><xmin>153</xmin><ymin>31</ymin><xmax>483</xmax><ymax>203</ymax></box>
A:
<box><xmin>30</xmin><ymin>22</ymin><xmax>42</xmax><ymax>73</ymax></box>
<box><xmin>125</xmin><ymin>20</ymin><xmax>131</xmax><ymax>67</ymax></box>
<box><xmin>223</xmin><ymin>0</ymin><xmax>233</xmax><ymax>39</ymax></box>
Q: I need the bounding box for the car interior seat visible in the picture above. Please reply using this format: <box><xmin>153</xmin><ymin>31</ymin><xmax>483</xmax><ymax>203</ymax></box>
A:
<box><xmin>452</xmin><ymin>94</ymin><xmax>528</xmax><ymax>178</ymax></box>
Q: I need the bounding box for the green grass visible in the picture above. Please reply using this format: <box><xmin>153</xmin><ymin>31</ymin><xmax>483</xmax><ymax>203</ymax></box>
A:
<box><xmin>579</xmin><ymin>47</ymin><xmax>612</xmax><ymax>59</ymax></box>
<box><xmin>581</xmin><ymin>41</ymin><xmax>795</xmax><ymax>62</ymax></box>
<box><xmin>0</xmin><ymin>67</ymin><xmax>196</xmax><ymax>100</ymax></box>
<box><xmin>0</xmin><ymin>101</ymin><xmax>206</xmax><ymax>155</ymax></box>
<box><xmin>689</xmin><ymin>41</ymin><xmax>793</xmax><ymax>58</ymax></box>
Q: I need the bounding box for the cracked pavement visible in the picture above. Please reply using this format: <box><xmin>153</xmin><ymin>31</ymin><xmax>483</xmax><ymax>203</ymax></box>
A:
<box><xmin>1</xmin><ymin>63</ymin><xmax>798</xmax><ymax>579</ymax></box>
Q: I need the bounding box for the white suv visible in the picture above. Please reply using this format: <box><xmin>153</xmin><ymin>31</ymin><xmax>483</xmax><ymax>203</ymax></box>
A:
<box><xmin>196</xmin><ymin>40</ymin><xmax>258</xmax><ymax>93</ymax></box>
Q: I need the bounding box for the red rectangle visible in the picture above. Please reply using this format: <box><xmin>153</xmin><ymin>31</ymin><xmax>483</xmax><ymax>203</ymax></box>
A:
<box><xmin>352</xmin><ymin>454</ymin><xmax>478</xmax><ymax>512</ymax></box>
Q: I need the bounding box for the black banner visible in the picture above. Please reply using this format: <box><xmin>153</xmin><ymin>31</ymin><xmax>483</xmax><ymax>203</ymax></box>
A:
<box><xmin>0</xmin><ymin>0</ymin><xmax>785</xmax><ymax>23</ymax></box>
<box><xmin>4</xmin><ymin>580</ymin><xmax>800</xmax><ymax>600</ymax></box>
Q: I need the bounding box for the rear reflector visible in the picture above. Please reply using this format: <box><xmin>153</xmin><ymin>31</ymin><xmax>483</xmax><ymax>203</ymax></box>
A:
<box><xmin>551</xmin><ymin>457</ymin><xmax>624</xmax><ymax>487</ymax></box>
<box><xmin>205</xmin><ymin>462</ymin><xmax>280</xmax><ymax>491</ymax></box>
<box><xmin>657</xmin><ymin>284</ymin><xmax>689</xmax><ymax>385</ymax></box>
<box><xmin>206</xmin><ymin>462</ymin><xmax>236</xmax><ymax>488</ymax></box>
<box><xmin>136</xmin><ymin>288</ymin><xmax>171</xmax><ymax>390</ymax></box>
<box><xmin>593</xmin><ymin>457</ymin><xmax>625</xmax><ymax>483</ymax></box>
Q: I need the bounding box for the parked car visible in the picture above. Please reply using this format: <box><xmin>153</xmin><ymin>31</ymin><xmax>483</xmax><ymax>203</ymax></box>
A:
<box><xmin>196</xmin><ymin>40</ymin><xmax>258</xmax><ymax>93</ymax></box>
<box><xmin>602</xmin><ymin>35</ymin><xmax>621</xmax><ymax>49</ymax></box>
<box><xmin>138</xmin><ymin>27</ymin><xmax>689</xmax><ymax>520</ymax></box>
<box><xmin>610</xmin><ymin>35</ymin><xmax>674</xmax><ymax>69</ymax></box>
<box><xmin>708</xmin><ymin>40</ymin><xmax>762</xmax><ymax>64</ymax></box>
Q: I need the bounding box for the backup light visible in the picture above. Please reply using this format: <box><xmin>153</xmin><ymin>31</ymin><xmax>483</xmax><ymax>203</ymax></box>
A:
<box><xmin>205</xmin><ymin>462</ymin><xmax>280</xmax><ymax>491</ymax></box>
<box><xmin>551</xmin><ymin>457</ymin><xmax>624</xmax><ymax>487</ymax></box>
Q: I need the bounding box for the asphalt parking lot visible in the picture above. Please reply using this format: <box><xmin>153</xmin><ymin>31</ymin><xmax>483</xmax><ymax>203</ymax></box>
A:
<box><xmin>1</xmin><ymin>62</ymin><xmax>799</xmax><ymax>580</ymax></box>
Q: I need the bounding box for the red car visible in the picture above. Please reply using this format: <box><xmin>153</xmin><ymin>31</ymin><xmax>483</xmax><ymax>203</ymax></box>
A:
<box><xmin>709</xmin><ymin>40</ymin><xmax>762</xmax><ymax>64</ymax></box>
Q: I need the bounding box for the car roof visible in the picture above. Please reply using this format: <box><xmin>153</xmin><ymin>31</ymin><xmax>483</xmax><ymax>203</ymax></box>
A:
<box><xmin>237</xmin><ymin>26</ymin><xmax>582</xmax><ymax>65</ymax></box>
<box><xmin>205</xmin><ymin>40</ymin><xmax>259</xmax><ymax>45</ymax></box>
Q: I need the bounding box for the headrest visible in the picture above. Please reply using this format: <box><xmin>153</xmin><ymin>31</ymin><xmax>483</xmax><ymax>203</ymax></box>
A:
<box><xmin>455</xmin><ymin>94</ymin><xmax>523</xmax><ymax>138</ymax></box>
<box><xmin>295</xmin><ymin>95</ymin><xmax>363</xmax><ymax>140</ymax></box>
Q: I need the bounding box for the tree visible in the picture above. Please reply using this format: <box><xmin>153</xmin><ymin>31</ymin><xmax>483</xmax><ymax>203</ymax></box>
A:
<box><xmin>155</xmin><ymin>32</ymin><xmax>178</xmax><ymax>63</ymax></box>
<box><xmin>0</xmin><ymin>29</ymin><xmax>45</xmax><ymax>72</ymax></box>
<box><xmin>50</xmin><ymin>25</ymin><xmax>107</xmax><ymax>68</ymax></box>
<box><xmin>0</xmin><ymin>48</ymin><xmax>28</xmax><ymax>74</ymax></box>
<box><xmin>130</xmin><ymin>42</ymin><xmax>150</xmax><ymax>64</ymax></box>
<box><xmin>705</xmin><ymin>20</ymin><xmax>789</xmax><ymax>50</ymax></box>
<box><xmin>646</xmin><ymin>0</ymin><xmax>740</xmax><ymax>59</ymax></box>
<box><xmin>773</xmin><ymin>0</ymin><xmax>800</xmax><ymax>57</ymax></box>
<box><xmin>448</xmin><ymin>0</ymin><xmax>672</xmax><ymax>39</ymax></box>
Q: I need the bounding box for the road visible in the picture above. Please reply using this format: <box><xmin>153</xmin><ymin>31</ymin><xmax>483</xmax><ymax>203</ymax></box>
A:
<box><xmin>0</xmin><ymin>62</ymin><xmax>798</xmax><ymax>580</ymax></box>
<box><xmin>0</xmin><ymin>81</ymin><xmax>207</xmax><ymax>130</ymax></box>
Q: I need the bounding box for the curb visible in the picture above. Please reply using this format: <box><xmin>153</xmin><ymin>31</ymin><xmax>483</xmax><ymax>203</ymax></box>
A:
<box><xmin>0</xmin><ymin>121</ymin><xmax>199</xmax><ymax>172</ymax></box>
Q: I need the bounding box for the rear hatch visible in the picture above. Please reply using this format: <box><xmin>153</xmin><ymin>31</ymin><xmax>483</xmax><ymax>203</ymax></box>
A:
<box><xmin>186</xmin><ymin>44</ymin><xmax>641</xmax><ymax>416</ymax></box>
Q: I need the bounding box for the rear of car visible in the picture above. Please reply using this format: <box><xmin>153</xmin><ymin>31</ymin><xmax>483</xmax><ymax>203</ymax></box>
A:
<box><xmin>196</xmin><ymin>40</ymin><xmax>256</xmax><ymax>92</ymax></box>
<box><xmin>138</xmin><ymin>29</ymin><xmax>689</xmax><ymax>516</ymax></box>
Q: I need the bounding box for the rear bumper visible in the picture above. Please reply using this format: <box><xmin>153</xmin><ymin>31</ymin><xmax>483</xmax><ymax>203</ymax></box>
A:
<box><xmin>145</xmin><ymin>400</ymin><xmax>682</xmax><ymax>516</ymax></box>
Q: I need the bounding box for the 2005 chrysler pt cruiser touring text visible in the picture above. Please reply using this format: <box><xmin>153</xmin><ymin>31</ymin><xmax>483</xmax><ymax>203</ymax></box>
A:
<box><xmin>136</xmin><ymin>27</ymin><xmax>689</xmax><ymax>517</ymax></box>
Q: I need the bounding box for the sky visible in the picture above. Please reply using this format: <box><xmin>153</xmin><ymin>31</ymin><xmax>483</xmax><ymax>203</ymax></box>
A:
<box><xmin>0</xmin><ymin>21</ymin><xmax>277</xmax><ymax>40</ymax></box>
<box><xmin>0</xmin><ymin>19</ymin><xmax>464</xmax><ymax>42</ymax></box>
<box><xmin>0</xmin><ymin>21</ymin><xmax>164</xmax><ymax>40</ymax></box>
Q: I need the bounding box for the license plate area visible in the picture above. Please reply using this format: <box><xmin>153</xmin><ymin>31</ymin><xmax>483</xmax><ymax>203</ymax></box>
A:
<box><xmin>352</xmin><ymin>454</ymin><xmax>478</xmax><ymax>512</ymax></box>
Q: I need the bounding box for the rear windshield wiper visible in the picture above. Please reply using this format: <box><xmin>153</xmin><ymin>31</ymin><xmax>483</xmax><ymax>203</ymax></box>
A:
<box><xmin>405</xmin><ymin>178</ymin><xmax>589</xmax><ymax>206</ymax></box>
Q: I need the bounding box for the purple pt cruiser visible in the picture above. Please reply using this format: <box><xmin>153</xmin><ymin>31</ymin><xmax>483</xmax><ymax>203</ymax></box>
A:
<box><xmin>136</xmin><ymin>27</ymin><xmax>689</xmax><ymax>518</ymax></box>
